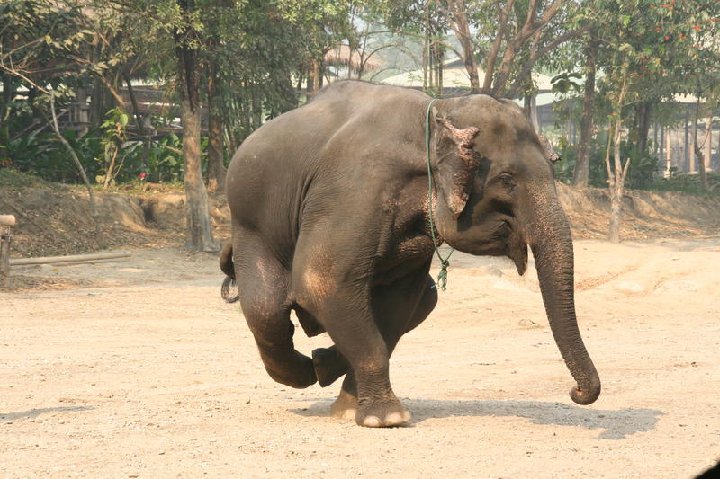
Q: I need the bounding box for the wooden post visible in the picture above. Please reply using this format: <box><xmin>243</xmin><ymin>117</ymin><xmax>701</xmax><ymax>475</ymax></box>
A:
<box><xmin>704</xmin><ymin>117</ymin><xmax>712</xmax><ymax>173</ymax></box>
<box><xmin>0</xmin><ymin>215</ymin><xmax>16</xmax><ymax>288</ymax></box>
<box><xmin>665</xmin><ymin>128</ymin><xmax>672</xmax><ymax>177</ymax></box>
<box><xmin>690</xmin><ymin>105</ymin><xmax>698</xmax><ymax>174</ymax></box>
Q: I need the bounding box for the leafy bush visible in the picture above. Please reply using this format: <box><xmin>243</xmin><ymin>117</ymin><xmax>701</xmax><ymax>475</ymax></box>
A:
<box><xmin>6</xmin><ymin>122</ymin><xmax>185</xmax><ymax>185</ymax></box>
<box><xmin>555</xmin><ymin>135</ymin><xmax>719</xmax><ymax>196</ymax></box>
<box><xmin>143</xmin><ymin>133</ymin><xmax>184</xmax><ymax>183</ymax></box>
<box><xmin>554</xmin><ymin>133</ymin><xmax>610</xmax><ymax>187</ymax></box>
<box><xmin>555</xmin><ymin>134</ymin><xmax>660</xmax><ymax>190</ymax></box>
<box><xmin>8</xmin><ymin>129</ymin><xmax>101</xmax><ymax>183</ymax></box>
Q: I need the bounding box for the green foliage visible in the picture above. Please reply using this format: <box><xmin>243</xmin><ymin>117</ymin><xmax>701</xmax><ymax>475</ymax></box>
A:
<box><xmin>5</xmin><ymin>105</ymin><xmax>184</xmax><ymax>185</ymax></box>
<box><xmin>8</xmin><ymin>130</ymin><xmax>100</xmax><ymax>183</ymax></box>
<box><xmin>649</xmin><ymin>173</ymin><xmax>720</xmax><ymax>196</ymax></box>
<box><xmin>554</xmin><ymin>134</ymin><xmax>609</xmax><ymax>187</ymax></box>
<box><xmin>143</xmin><ymin>134</ymin><xmax>184</xmax><ymax>183</ymax></box>
<box><xmin>97</xmin><ymin>107</ymin><xmax>129</xmax><ymax>186</ymax></box>
<box><xmin>2</xmin><ymin>0</ymin><xmax>718</xmax><ymax>194</ymax></box>
<box><xmin>0</xmin><ymin>0</ymin><xmax>90</xmax><ymax>82</ymax></box>
<box><xmin>556</xmin><ymin>134</ymin><xmax>665</xmax><ymax>191</ymax></box>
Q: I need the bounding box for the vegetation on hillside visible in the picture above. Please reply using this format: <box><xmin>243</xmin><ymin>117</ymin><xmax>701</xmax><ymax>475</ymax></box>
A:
<box><xmin>1</xmin><ymin>1</ymin><xmax>718</xmax><ymax>245</ymax></box>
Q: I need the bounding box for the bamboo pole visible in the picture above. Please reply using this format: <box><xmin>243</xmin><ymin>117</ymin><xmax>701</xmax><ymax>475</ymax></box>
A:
<box><xmin>10</xmin><ymin>251</ymin><xmax>130</xmax><ymax>266</ymax></box>
<box><xmin>1</xmin><ymin>215</ymin><xmax>15</xmax><ymax>287</ymax></box>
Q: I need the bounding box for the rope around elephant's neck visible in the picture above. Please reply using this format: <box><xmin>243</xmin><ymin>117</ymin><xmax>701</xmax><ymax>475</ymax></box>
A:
<box><xmin>425</xmin><ymin>98</ymin><xmax>455</xmax><ymax>291</ymax></box>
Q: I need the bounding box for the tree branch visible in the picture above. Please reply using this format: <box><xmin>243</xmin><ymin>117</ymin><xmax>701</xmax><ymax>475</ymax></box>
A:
<box><xmin>49</xmin><ymin>92</ymin><xmax>104</xmax><ymax>247</ymax></box>
<box><xmin>490</xmin><ymin>0</ymin><xmax>567</xmax><ymax>96</ymax></box>
<box><xmin>482</xmin><ymin>0</ymin><xmax>515</xmax><ymax>93</ymax></box>
<box><xmin>505</xmin><ymin>27</ymin><xmax>587</xmax><ymax>98</ymax></box>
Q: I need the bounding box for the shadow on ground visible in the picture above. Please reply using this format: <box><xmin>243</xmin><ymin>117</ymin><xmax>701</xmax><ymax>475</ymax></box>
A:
<box><xmin>0</xmin><ymin>406</ymin><xmax>93</xmax><ymax>422</ymax></box>
<box><xmin>293</xmin><ymin>398</ymin><xmax>661</xmax><ymax>440</ymax></box>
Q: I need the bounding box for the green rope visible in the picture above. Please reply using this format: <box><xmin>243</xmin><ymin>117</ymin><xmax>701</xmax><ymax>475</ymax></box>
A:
<box><xmin>425</xmin><ymin>99</ymin><xmax>455</xmax><ymax>291</ymax></box>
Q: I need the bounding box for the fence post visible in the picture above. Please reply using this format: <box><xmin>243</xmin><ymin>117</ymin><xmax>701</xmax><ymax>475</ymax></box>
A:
<box><xmin>0</xmin><ymin>215</ymin><xmax>16</xmax><ymax>288</ymax></box>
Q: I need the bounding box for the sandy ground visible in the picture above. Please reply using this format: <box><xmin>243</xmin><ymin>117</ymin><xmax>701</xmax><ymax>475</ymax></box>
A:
<box><xmin>2</xmin><ymin>239</ymin><xmax>720</xmax><ymax>478</ymax></box>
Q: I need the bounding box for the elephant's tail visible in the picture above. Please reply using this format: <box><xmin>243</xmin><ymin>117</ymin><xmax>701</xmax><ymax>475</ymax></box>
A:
<box><xmin>220</xmin><ymin>242</ymin><xmax>239</xmax><ymax>303</ymax></box>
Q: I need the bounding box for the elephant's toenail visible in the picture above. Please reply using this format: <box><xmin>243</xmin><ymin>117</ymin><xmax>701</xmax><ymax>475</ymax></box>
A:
<box><xmin>362</xmin><ymin>416</ymin><xmax>382</xmax><ymax>428</ymax></box>
<box><xmin>385</xmin><ymin>411</ymin><xmax>411</xmax><ymax>425</ymax></box>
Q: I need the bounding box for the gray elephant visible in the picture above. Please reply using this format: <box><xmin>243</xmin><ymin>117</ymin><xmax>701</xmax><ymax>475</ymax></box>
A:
<box><xmin>221</xmin><ymin>80</ymin><xmax>600</xmax><ymax>428</ymax></box>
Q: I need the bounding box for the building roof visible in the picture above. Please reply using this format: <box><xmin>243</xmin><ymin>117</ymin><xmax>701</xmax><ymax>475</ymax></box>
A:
<box><xmin>381</xmin><ymin>57</ymin><xmax>555</xmax><ymax>93</ymax></box>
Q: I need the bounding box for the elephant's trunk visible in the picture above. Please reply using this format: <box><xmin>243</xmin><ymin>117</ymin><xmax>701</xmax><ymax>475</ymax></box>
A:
<box><xmin>526</xmin><ymin>186</ymin><xmax>601</xmax><ymax>405</ymax></box>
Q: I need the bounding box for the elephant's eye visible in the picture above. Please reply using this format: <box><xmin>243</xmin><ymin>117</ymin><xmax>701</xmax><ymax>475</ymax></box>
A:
<box><xmin>497</xmin><ymin>173</ymin><xmax>516</xmax><ymax>190</ymax></box>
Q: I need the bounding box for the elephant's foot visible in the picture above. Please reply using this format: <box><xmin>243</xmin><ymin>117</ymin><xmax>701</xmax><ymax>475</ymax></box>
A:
<box><xmin>330</xmin><ymin>389</ymin><xmax>357</xmax><ymax>420</ymax></box>
<box><xmin>356</xmin><ymin>394</ymin><xmax>411</xmax><ymax>428</ymax></box>
<box><xmin>312</xmin><ymin>347</ymin><xmax>349</xmax><ymax>387</ymax></box>
<box><xmin>263</xmin><ymin>350</ymin><xmax>317</xmax><ymax>389</ymax></box>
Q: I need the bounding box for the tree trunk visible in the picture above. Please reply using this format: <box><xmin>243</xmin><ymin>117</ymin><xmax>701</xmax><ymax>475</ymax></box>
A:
<box><xmin>447</xmin><ymin>0</ymin><xmax>480</xmax><ymax>93</ymax></box>
<box><xmin>697</xmin><ymin>117</ymin><xmax>711</xmax><ymax>191</ymax></box>
<box><xmin>175</xmin><ymin>0</ymin><xmax>216</xmax><ymax>252</ymax></box>
<box><xmin>607</xmin><ymin>188</ymin><xmax>623</xmax><ymax>243</ymax></box>
<box><xmin>634</xmin><ymin>102</ymin><xmax>652</xmax><ymax>156</ymax></box>
<box><xmin>179</xmin><ymin>88</ymin><xmax>216</xmax><ymax>252</ymax></box>
<box><xmin>434</xmin><ymin>40</ymin><xmax>444</xmax><ymax>96</ymax></box>
<box><xmin>482</xmin><ymin>0</ymin><xmax>514</xmax><ymax>94</ymax></box>
<box><xmin>607</xmin><ymin>116</ymin><xmax>631</xmax><ymax>244</ymax></box>
<box><xmin>605</xmin><ymin>75</ymin><xmax>631</xmax><ymax>244</ymax></box>
<box><xmin>524</xmin><ymin>95</ymin><xmax>539</xmax><ymax>131</ymax></box>
<box><xmin>422</xmin><ymin>20</ymin><xmax>429</xmax><ymax>91</ymax></box>
<box><xmin>0</xmin><ymin>73</ymin><xmax>14</xmax><ymax>164</ymax></box>
<box><xmin>573</xmin><ymin>36</ymin><xmax>597</xmax><ymax>187</ymax></box>
<box><xmin>310</xmin><ymin>59</ymin><xmax>321</xmax><ymax>96</ymax></box>
<box><xmin>103</xmin><ymin>146</ymin><xmax>119</xmax><ymax>189</ymax></box>
<box><xmin>206</xmin><ymin>58</ymin><xmax>226</xmax><ymax>193</ymax></box>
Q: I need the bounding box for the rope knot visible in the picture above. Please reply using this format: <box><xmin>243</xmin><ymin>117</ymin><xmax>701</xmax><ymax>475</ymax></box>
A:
<box><xmin>437</xmin><ymin>258</ymin><xmax>451</xmax><ymax>291</ymax></box>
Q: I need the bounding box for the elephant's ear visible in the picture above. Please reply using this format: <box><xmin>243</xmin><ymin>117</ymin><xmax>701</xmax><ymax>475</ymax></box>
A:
<box><xmin>434</xmin><ymin>118</ymin><xmax>481</xmax><ymax>218</ymax></box>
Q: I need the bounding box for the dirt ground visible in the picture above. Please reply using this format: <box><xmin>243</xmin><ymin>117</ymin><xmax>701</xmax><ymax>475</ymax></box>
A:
<box><xmin>2</xmin><ymin>237</ymin><xmax>719</xmax><ymax>478</ymax></box>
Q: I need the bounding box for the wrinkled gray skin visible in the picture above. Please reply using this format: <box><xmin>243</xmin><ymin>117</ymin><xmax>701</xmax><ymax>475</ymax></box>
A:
<box><xmin>221</xmin><ymin>81</ymin><xmax>600</xmax><ymax>428</ymax></box>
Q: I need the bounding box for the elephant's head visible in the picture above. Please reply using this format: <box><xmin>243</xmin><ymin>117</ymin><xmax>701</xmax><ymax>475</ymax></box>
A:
<box><xmin>429</xmin><ymin>95</ymin><xmax>600</xmax><ymax>405</ymax></box>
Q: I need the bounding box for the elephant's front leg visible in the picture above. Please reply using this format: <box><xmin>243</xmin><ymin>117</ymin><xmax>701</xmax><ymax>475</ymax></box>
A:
<box><xmin>319</xmin><ymin>295</ymin><xmax>410</xmax><ymax>427</ymax></box>
<box><xmin>325</xmin><ymin>272</ymin><xmax>438</xmax><ymax>423</ymax></box>
<box><xmin>294</xmin><ymin>262</ymin><xmax>408</xmax><ymax>428</ymax></box>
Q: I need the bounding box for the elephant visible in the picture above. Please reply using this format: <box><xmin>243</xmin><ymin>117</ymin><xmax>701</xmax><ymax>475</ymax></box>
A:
<box><xmin>220</xmin><ymin>80</ymin><xmax>601</xmax><ymax>428</ymax></box>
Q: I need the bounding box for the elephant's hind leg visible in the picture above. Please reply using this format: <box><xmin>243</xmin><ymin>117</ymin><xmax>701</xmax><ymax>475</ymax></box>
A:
<box><xmin>234</xmin><ymin>236</ymin><xmax>317</xmax><ymax>389</ymax></box>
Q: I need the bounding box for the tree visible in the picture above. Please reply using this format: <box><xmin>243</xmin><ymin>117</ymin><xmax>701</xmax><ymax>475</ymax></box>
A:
<box><xmin>445</xmin><ymin>0</ymin><xmax>481</xmax><ymax>92</ymax></box>
<box><xmin>604</xmin><ymin>64</ymin><xmax>631</xmax><ymax>243</ymax></box>
<box><xmin>202</xmin><ymin>4</ymin><xmax>228</xmax><ymax>192</ymax></box>
<box><xmin>469</xmin><ymin>0</ymin><xmax>582</xmax><ymax>98</ymax></box>
<box><xmin>594</xmin><ymin>0</ymin><xmax>720</xmax><ymax>240</ymax></box>
<box><xmin>0</xmin><ymin>1</ymin><xmax>105</xmax><ymax>245</ymax></box>
<box><xmin>572</xmin><ymin>32</ymin><xmax>598</xmax><ymax>187</ymax></box>
<box><xmin>174</xmin><ymin>0</ymin><xmax>216</xmax><ymax>252</ymax></box>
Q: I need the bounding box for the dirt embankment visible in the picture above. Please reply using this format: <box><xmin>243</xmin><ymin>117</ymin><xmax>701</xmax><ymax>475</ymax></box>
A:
<box><xmin>0</xmin><ymin>186</ymin><xmax>230</xmax><ymax>258</ymax></box>
<box><xmin>0</xmin><ymin>182</ymin><xmax>719</xmax><ymax>258</ymax></box>
<box><xmin>555</xmin><ymin>184</ymin><xmax>720</xmax><ymax>240</ymax></box>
